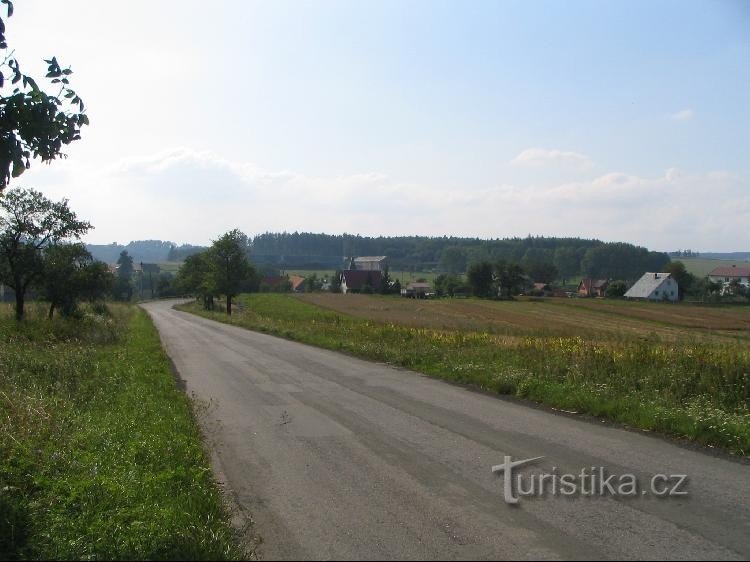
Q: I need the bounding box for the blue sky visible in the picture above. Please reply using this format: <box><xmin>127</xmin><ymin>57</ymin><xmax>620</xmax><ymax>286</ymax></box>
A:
<box><xmin>9</xmin><ymin>0</ymin><xmax>750</xmax><ymax>250</ymax></box>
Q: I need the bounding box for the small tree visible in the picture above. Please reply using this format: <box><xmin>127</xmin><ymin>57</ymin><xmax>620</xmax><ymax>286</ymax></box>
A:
<box><xmin>209</xmin><ymin>229</ymin><xmax>253</xmax><ymax>315</ymax></box>
<box><xmin>40</xmin><ymin>243</ymin><xmax>111</xmax><ymax>317</ymax></box>
<box><xmin>0</xmin><ymin>188</ymin><xmax>90</xmax><ymax>319</ymax></box>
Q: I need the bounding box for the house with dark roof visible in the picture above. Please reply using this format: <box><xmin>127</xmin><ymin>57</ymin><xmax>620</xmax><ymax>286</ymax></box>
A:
<box><xmin>341</xmin><ymin>270</ymin><xmax>383</xmax><ymax>294</ymax></box>
<box><xmin>577</xmin><ymin>278</ymin><xmax>609</xmax><ymax>297</ymax></box>
<box><xmin>708</xmin><ymin>265</ymin><xmax>750</xmax><ymax>294</ymax></box>
<box><xmin>624</xmin><ymin>272</ymin><xmax>678</xmax><ymax>302</ymax></box>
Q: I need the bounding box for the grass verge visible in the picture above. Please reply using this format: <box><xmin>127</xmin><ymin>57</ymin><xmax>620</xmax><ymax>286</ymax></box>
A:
<box><xmin>178</xmin><ymin>294</ymin><xmax>750</xmax><ymax>456</ymax></box>
<box><xmin>0</xmin><ymin>303</ymin><xmax>243</xmax><ymax>560</ymax></box>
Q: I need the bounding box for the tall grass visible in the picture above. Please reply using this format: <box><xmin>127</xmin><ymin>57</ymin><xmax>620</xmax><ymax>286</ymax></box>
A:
<box><xmin>179</xmin><ymin>295</ymin><xmax>750</xmax><ymax>455</ymax></box>
<box><xmin>0</xmin><ymin>303</ymin><xmax>242</xmax><ymax>560</ymax></box>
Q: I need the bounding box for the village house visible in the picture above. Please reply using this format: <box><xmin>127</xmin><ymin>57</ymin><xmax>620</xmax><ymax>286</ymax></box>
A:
<box><xmin>401</xmin><ymin>282</ymin><xmax>434</xmax><ymax>298</ymax></box>
<box><xmin>577</xmin><ymin>278</ymin><xmax>609</xmax><ymax>297</ymax></box>
<box><xmin>708</xmin><ymin>265</ymin><xmax>750</xmax><ymax>294</ymax></box>
<box><xmin>624</xmin><ymin>272</ymin><xmax>679</xmax><ymax>302</ymax></box>
<box><xmin>341</xmin><ymin>270</ymin><xmax>383</xmax><ymax>294</ymax></box>
<box><xmin>288</xmin><ymin>275</ymin><xmax>306</xmax><ymax>293</ymax></box>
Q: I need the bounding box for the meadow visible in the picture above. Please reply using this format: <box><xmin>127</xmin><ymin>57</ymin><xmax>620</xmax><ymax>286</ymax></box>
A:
<box><xmin>179</xmin><ymin>294</ymin><xmax>750</xmax><ymax>456</ymax></box>
<box><xmin>0</xmin><ymin>304</ymin><xmax>242</xmax><ymax>560</ymax></box>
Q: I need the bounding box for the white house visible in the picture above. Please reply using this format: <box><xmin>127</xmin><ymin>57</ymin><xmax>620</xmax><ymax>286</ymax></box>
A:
<box><xmin>624</xmin><ymin>272</ymin><xmax>679</xmax><ymax>302</ymax></box>
<box><xmin>708</xmin><ymin>265</ymin><xmax>750</xmax><ymax>294</ymax></box>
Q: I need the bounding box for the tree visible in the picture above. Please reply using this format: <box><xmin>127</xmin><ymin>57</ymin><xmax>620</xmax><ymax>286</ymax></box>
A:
<box><xmin>0</xmin><ymin>2</ymin><xmax>88</xmax><ymax>190</ymax></box>
<box><xmin>111</xmin><ymin>250</ymin><xmax>134</xmax><ymax>301</ymax></box>
<box><xmin>175</xmin><ymin>251</ymin><xmax>217</xmax><ymax>309</ymax></box>
<box><xmin>605</xmin><ymin>280</ymin><xmax>627</xmax><ymax>298</ymax></box>
<box><xmin>495</xmin><ymin>261</ymin><xmax>526</xmax><ymax>298</ymax></box>
<box><xmin>39</xmin><ymin>243</ymin><xmax>111</xmax><ymax>318</ymax></box>
<box><xmin>0</xmin><ymin>187</ymin><xmax>90</xmax><ymax>319</ymax></box>
<box><xmin>467</xmin><ymin>261</ymin><xmax>494</xmax><ymax>298</ymax></box>
<box><xmin>664</xmin><ymin>261</ymin><xmax>695</xmax><ymax>300</ymax></box>
<box><xmin>209</xmin><ymin>229</ymin><xmax>253</xmax><ymax>315</ymax></box>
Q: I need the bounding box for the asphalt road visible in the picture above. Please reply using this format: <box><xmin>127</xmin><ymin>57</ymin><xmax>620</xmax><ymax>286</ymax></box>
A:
<box><xmin>142</xmin><ymin>300</ymin><xmax>750</xmax><ymax>560</ymax></box>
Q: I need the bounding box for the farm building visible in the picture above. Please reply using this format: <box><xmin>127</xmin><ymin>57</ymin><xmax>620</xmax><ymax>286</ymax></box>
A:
<box><xmin>352</xmin><ymin>256</ymin><xmax>389</xmax><ymax>272</ymax></box>
<box><xmin>341</xmin><ymin>270</ymin><xmax>383</xmax><ymax>294</ymax></box>
<box><xmin>401</xmin><ymin>282</ymin><xmax>434</xmax><ymax>298</ymax></box>
<box><xmin>624</xmin><ymin>272</ymin><xmax>679</xmax><ymax>302</ymax></box>
<box><xmin>708</xmin><ymin>265</ymin><xmax>750</xmax><ymax>294</ymax></box>
<box><xmin>578</xmin><ymin>278</ymin><xmax>609</xmax><ymax>297</ymax></box>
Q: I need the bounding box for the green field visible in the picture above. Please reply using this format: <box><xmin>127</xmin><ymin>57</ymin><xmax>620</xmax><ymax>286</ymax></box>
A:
<box><xmin>0</xmin><ymin>304</ymin><xmax>242</xmax><ymax>560</ymax></box>
<box><xmin>680</xmin><ymin>257</ymin><xmax>750</xmax><ymax>277</ymax></box>
<box><xmin>179</xmin><ymin>294</ymin><xmax>750</xmax><ymax>456</ymax></box>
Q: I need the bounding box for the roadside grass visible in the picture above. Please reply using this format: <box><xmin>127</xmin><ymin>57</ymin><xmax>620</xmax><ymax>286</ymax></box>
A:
<box><xmin>0</xmin><ymin>303</ymin><xmax>242</xmax><ymax>560</ymax></box>
<box><xmin>178</xmin><ymin>294</ymin><xmax>750</xmax><ymax>456</ymax></box>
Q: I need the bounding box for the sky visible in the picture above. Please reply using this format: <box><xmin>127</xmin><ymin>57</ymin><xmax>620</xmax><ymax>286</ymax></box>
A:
<box><xmin>7</xmin><ymin>0</ymin><xmax>750</xmax><ymax>251</ymax></box>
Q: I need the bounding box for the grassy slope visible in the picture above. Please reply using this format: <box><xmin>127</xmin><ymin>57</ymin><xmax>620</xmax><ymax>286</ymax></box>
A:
<box><xmin>179</xmin><ymin>294</ymin><xmax>750</xmax><ymax>456</ymax></box>
<box><xmin>0</xmin><ymin>304</ymin><xmax>242</xmax><ymax>560</ymax></box>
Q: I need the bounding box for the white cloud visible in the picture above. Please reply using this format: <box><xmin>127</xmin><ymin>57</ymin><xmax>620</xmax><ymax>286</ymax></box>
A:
<box><xmin>18</xmin><ymin>148</ymin><xmax>748</xmax><ymax>252</ymax></box>
<box><xmin>510</xmin><ymin>148</ymin><xmax>594</xmax><ymax>171</ymax></box>
<box><xmin>670</xmin><ymin>109</ymin><xmax>694</xmax><ymax>121</ymax></box>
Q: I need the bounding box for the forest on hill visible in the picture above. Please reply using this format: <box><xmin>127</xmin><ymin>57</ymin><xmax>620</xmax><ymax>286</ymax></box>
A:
<box><xmin>88</xmin><ymin>233</ymin><xmax>671</xmax><ymax>283</ymax></box>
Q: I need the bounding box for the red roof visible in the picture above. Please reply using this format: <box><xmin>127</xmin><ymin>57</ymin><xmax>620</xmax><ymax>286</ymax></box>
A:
<box><xmin>342</xmin><ymin>270</ymin><xmax>383</xmax><ymax>291</ymax></box>
<box><xmin>709</xmin><ymin>266</ymin><xmax>750</xmax><ymax>277</ymax></box>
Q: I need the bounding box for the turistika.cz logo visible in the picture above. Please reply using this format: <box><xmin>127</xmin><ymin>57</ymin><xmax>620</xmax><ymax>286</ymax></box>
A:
<box><xmin>491</xmin><ymin>456</ymin><xmax>688</xmax><ymax>504</ymax></box>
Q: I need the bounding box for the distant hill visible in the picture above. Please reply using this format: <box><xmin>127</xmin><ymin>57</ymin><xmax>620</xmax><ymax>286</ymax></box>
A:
<box><xmin>87</xmin><ymin>240</ymin><xmax>206</xmax><ymax>264</ymax></box>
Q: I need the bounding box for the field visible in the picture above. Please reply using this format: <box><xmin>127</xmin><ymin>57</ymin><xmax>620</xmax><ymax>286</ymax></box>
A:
<box><xmin>0</xmin><ymin>304</ymin><xmax>242</xmax><ymax>560</ymax></box>
<box><xmin>680</xmin><ymin>257</ymin><xmax>750</xmax><ymax>277</ymax></box>
<box><xmin>179</xmin><ymin>294</ymin><xmax>750</xmax><ymax>455</ymax></box>
<box><xmin>299</xmin><ymin>294</ymin><xmax>750</xmax><ymax>343</ymax></box>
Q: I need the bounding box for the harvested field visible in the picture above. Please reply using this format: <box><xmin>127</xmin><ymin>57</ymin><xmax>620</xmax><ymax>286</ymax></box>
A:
<box><xmin>298</xmin><ymin>293</ymin><xmax>750</xmax><ymax>343</ymax></box>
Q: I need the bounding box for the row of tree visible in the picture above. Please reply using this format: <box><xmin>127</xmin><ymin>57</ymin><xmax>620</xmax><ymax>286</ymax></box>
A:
<box><xmin>173</xmin><ymin>230</ymin><xmax>258</xmax><ymax>314</ymax></box>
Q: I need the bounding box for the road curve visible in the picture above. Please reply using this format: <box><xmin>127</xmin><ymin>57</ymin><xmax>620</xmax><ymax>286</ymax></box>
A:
<box><xmin>142</xmin><ymin>300</ymin><xmax>749</xmax><ymax>560</ymax></box>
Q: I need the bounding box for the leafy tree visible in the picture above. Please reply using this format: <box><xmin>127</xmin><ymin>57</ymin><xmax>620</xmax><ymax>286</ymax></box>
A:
<box><xmin>39</xmin><ymin>242</ymin><xmax>111</xmax><ymax>317</ymax></box>
<box><xmin>663</xmin><ymin>260</ymin><xmax>695</xmax><ymax>300</ymax></box>
<box><xmin>467</xmin><ymin>261</ymin><xmax>494</xmax><ymax>298</ymax></box>
<box><xmin>0</xmin><ymin>1</ymin><xmax>88</xmax><ymax>190</ymax></box>
<box><xmin>0</xmin><ymin>187</ymin><xmax>90</xmax><ymax>319</ymax></box>
<box><xmin>175</xmin><ymin>251</ymin><xmax>217</xmax><ymax>309</ymax></box>
<box><xmin>494</xmin><ymin>260</ymin><xmax>526</xmax><ymax>298</ymax></box>
<box><xmin>111</xmin><ymin>251</ymin><xmax>134</xmax><ymax>301</ymax></box>
<box><xmin>209</xmin><ymin>229</ymin><xmax>254</xmax><ymax>314</ymax></box>
<box><xmin>434</xmin><ymin>274</ymin><xmax>462</xmax><ymax>297</ymax></box>
<box><xmin>304</xmin><ymin>273</ymin><xmax>319</xmax><ymax>293</ymax></box>
<box><xmin>605</xmin><ymin>280</ymin><xmax>627</xmax><ymax>298</ymax></box>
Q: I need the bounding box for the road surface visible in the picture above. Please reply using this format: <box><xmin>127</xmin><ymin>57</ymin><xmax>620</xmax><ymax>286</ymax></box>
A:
<box><xmin>142</xmin><ymin>300</ymin><xmax>749</xmax><ymax>560</ymax></box>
